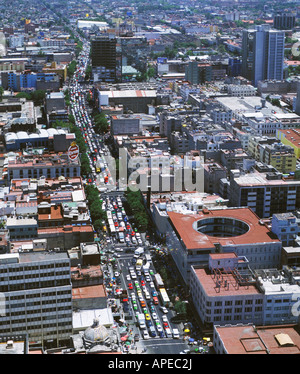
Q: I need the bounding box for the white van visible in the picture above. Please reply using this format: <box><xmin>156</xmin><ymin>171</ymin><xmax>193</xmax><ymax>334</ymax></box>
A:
<box><xmin>165</xmin><ymin>328</ymin><xmax>172</xmax><ymax>338</ymax></box>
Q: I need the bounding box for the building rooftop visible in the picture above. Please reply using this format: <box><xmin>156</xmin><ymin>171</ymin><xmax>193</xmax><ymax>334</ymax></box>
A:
<box><xmin>100</xmin><ymin>89</ymin><xmax>156</xmax><ymax>99</ymax></box>
<box><xmin>216</xmin><ymin>96</ymin><xmax>285</xmax><ymax>117</ymax></box>
<box><xmin>193</xmin><ymin>266</ymin><xmax>260</xmax><ymax>297</ymax></box>
<box><xmin>278</xmin><ymin>129</ymin><xmax>300</xmax><ymax>147</ymax></box>
<box><xmin>215</xmin><ymin>324</ymin><xmax>300</xmax><ymax>354</ymax></box>
<box><xmin>72</xmin><ymin>285</ymin><xmax>106</xmax><ymax>301</ymax></box>
<box><xmin>168</xmin><ymin>207</ymin><xmax>279</xmax><ymax>250</ymax></box>
<box><xmin>72</xmin><ymin>307</ymin><xmax>114</xmax><ymax>331</ymax></box>
<box><xmin>232</xmin><ymin>169</ymin><xmax>300</xmax><ymax>186</ymax></box>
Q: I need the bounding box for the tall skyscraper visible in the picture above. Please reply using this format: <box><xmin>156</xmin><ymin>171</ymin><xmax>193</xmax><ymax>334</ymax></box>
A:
<box><xmin>0</xmin><ymin>252</ymin><xmax>72</xmax><ymax>348</ymax></box>
<box><xmin>273</xmin><ymin>13</ymin><xmax>296</xmax><ymax>30</ymax></box>
<box><xmin>295</xmin><ymin>82</ymin><xmax>300</xmax><ymax>116</ymax></box>
<box><xmin>91</xmin><ymin>35</ymin><xmax>117</xmax><ymax>83</ymax></box>
<box><xmin>242</xmin><ymin>25</ymin><xmax>285</xmax><ymax>87</ymax></box>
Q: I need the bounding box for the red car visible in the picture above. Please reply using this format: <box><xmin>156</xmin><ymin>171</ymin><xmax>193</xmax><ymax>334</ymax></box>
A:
<box><xmin>128</xmin><ymin>283</ymin><xmax>133</xmax><ymax>290</ymax></box>
<box><xmin>153</xmin><ymin>297</ymin><xmax>159</xmax><ymax>305</ymax></box>
<box><xmin>163</xmin><ymin>322</ymin><xmax>169</xmax><ymax>329</ymax></box>
<box><xmin>141</xmin><ymin>280</ymin><xmax>145</xmax><ymax>286</ymax></box>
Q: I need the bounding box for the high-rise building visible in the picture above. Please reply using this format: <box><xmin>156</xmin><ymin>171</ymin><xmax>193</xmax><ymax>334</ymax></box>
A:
<box><xmin>273</xmin><ymin>13</ymin><xmax>296</xmax><ymax>30</ymax></box>
<box><xmin>0</xmin><ymin>252</ymin><xmax>72</xmax><ymax>348</ymax></box>
<box><xmin>91</xmin><ymin>36</ymin><xmax>117</xmax><ymax>83</ymax></box>
<box><xmin>185</xmin><ymin>61</ymin><xmax>212</xmax><ymax>84</ymax></box>
<box><xmin>242</xmin><ymin>26</ymin><xmax>285</xmax><ymax>86</ymax></box>
<box><xmin>295</xmin><ymin>82</ymin><xmax>300</xmax><ymax>116</ymax></box>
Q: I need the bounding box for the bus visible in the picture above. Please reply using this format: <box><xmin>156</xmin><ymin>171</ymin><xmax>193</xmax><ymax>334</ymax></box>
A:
<box><xmin>159</xmin><ymin>288</ymin><xmax>170</xmax><ymax>307</ymax></box>
<box><xmin>154</xmin><ymin>273</ymin><xmax>164</xmax><ymax>289</ymax></box>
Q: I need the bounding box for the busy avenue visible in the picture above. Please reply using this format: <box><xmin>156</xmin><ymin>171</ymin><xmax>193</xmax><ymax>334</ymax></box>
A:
<box><xmin>66</xmin><ymin>42</ymin><xmax>203</xmax><ymax>354</ymax></box>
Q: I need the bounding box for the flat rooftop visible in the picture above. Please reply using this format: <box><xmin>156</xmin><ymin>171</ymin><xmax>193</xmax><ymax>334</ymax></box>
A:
<box><xmin>215</xmin><ymin>324</ymin><xmax>300</xmax><ymax>354</ymax></box>
<box><xmin>193</xmin><ymin>267</ymin><xmax>260</xmax><ymax>297</ymax></box>
<box><xmin>232</xmin><ymin>170</ymin><xmax>300</xmax><ymax>186</ymax></box>
<box><xmin>101</xmin><ymin>90</ymin><xmax>156</xmax><ymax>98</ymax></box>
<box><xmin>72</xmin><ymin>285</ymin><xmax>106</xmax><ymax>300</ymax></box>
<box><xmin>278</xmin><ymin>128</ymin><xmax>300</xmax><ymax>146</ymax></box>
<box><xmin>216</xmin><ymin>96</ymin><xmax>285</xmax><ymax>117</ymax></box>
<box><xmin>168</xmin><ymin>207</ymin><xmax>279</xmax><ymax>250</ymax></box>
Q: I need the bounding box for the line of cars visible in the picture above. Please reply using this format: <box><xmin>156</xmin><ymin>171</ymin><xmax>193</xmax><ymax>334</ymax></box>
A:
<box><xmin>71</xmin><ymin>42</ymin><xmax>181</xmax><ymax>345</ymax></box>
<box><xmin>69</xmin><ymin>43</ymin><xmax>113</xmax><ymax>191</ymax></box>
<box><xmin>104</xmin><ymin>195</ymin><xmax>144</xmax><ymax>245</ymax></box>
<box><xmin>126</xmin><ymin>262</ymin><xmax>179</xmax><ymax>340</ymax></box>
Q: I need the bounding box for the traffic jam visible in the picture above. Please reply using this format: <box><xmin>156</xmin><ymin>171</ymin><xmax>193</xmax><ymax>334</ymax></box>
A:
<box><xmin>67</xmin><ymin>42</ymin><xmax>189</xmax><ymax>346</ymax></box>
<box><xmin>101</xmin><ymin>193</ymin><xmax>179</xmax><ymax>341</ymax></box>
<box><xmin>69</xmin><ymin>43</ymin><xmax>113</xmax><ymax>191</ymax></box>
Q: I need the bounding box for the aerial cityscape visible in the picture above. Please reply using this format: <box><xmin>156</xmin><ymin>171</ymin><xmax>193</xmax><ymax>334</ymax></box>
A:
<box><xmin>0</xmin><ymin>0</ymin><xmax>300</xmax><ymax>359</ymax></box>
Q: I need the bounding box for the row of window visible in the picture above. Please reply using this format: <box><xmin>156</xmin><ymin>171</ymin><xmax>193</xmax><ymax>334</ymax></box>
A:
<box><xmin>0</xmin><ymin>270</ymin><xmax>69</xmax><ymax>281</ymax></box>
<box><xmin>0</xmin><ymin>279</ymin><xmax>70</xmax><ymax>292</ymax></box>
<box><xmin>0</xmin><ymin>263</ymin><xmax>69</xmax><ymax>273</ymax></box>
<box><xmin>206</xmin><ymin>306</ymin><xmax>263</xmax><ymax>315</ymax></box>
<box><xmin>8</xmin><ymin>289</ymin><xmax>71</xmax><ymax>300</ymax></box>
<box><xmin>206</xmin><ymin>299</ymin><xmax>263</xmax><ymax>307</ymax></box>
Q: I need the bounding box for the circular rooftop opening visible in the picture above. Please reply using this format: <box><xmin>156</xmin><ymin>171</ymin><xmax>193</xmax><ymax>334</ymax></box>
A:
<box><xmin>194</xmin><ymin>217</ymin><xmax>250</xmax><ymax>238</ymax></box>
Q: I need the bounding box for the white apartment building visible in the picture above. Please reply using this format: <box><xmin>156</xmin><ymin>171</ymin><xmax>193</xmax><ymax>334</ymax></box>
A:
<box><xmin>255</xmin><ymin>268</ymin><xmax>300</xmax><ymax>326</ymax></box>
<box><xmin>227</xmin><ymin>84</ymin><xmax>256</xmax><ymax>97</ymax></box>
<box><xmin>190</xmin><ymin>253</ymin><xmax>300</xmax><ymax>329</ymax></box>
<box><xmin>190</xmin><ymin>254</ymin><xmax>264</xmax><ymax>328</ymax></box>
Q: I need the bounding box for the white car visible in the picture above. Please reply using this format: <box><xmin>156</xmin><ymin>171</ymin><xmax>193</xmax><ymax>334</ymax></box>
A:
<box><xmin>160</xmin><ymin>306</ymin><xmax>168</xmax><ymax>314</ymax></box>
<box><xmin>142</xmin><ymin>330</ymin><xmax>150</xmax><ymax>340</ymax></box>
<box><xmin>149</xmin><ymin>282</ymin><xmax>155</xmax><ymax>289</ymax></box>
<box><xmin>156</xmin><ymin>324</ymin><xmax>163</xmax><ymax>333</ymax></box>
<box><xmin>152</xmin><ymin>312</ymin><xmax>158</xmax><ymax>320</ymax></box>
